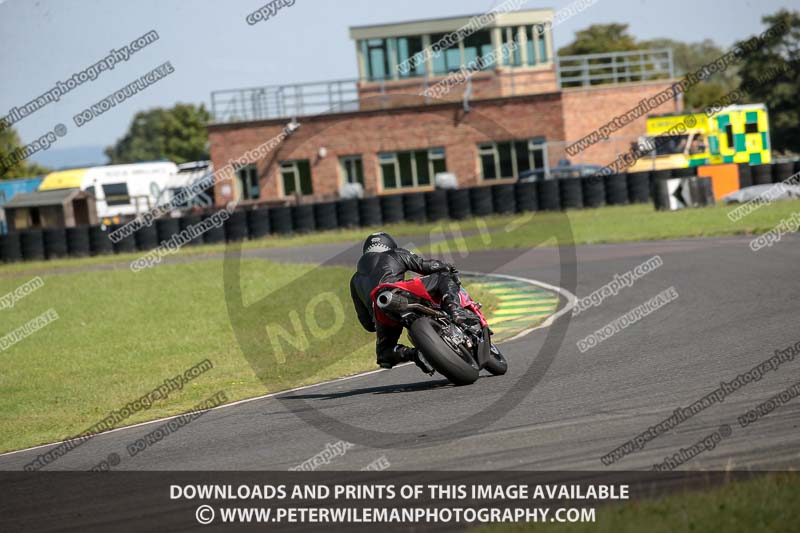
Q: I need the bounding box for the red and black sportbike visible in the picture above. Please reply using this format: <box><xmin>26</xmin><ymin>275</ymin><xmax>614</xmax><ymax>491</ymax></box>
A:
<box><xmin>371</xmin><ymin>270</ymin><xmax>507</xmax><ymax>386</ymax></box>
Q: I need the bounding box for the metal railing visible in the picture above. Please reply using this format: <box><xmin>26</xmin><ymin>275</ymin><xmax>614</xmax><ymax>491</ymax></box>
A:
<box><xmin>210</xmin><ymin>49</ymin><xmax>674</xmax><ymax>124</ymax></box>
<box><xmin>556</xmin><ymin>49</ymin><xmax>673</xmax><ymax>88</ymax></box>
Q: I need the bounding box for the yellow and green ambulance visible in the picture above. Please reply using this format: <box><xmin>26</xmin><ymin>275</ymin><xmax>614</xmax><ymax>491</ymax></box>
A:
<box><xmin>629</xmin><ymin>103</ymin><xmax>771</xmax><ymax>171</ymax></box>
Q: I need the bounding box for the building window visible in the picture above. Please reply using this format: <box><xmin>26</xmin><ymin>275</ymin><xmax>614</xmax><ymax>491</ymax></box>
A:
<box><xmin>280</xmin><ymin>160</ymin><xmax>313</xmax><ymax>196</ymax></box>
<box><xmin>395</xmin><ymin>36</ymin><xmax>425</xmax><ymax>78</ymax></box>
<box><xmin>363</xmin><ymin>38</ymin><xmax>391</xmax><ymax>81</ymax></box>
<box><xmin>502</xmin><ymin>27</ymin><xmax>523</xmax><ymax>67</ymax></box>
<box><xmin>463</xmin><ymin>30</ymin><xmax>494</xmax><ymax>70</ymax></box>
<box><xmin>525</xmin><ymin>24</ymin><xmax>549</xmax><ymax>65</ymax></box>
<box><xmin>340</xmin><ymin>155</ymin><xmax>364</xmax><ymax>185</ymax></box>
<box><xmin>236</xmin><ymin>164</ymin><xmax>260</xmax><ymax>200</ymax></box>
<box><xmin>102</xmin><ymin>183</ymin><xmax>130</xmax><ymax>205</ymax></box>
<box><xmin>379</xmin><ymin>148</ymin><xmax>446</xmax><ymax>190</ymax></box>
<box><xmin>478</xmin><ymin>139</ymin><xmax>546</xmax><ymax>180</ymax></box>
<box><xmin>431</xmin><ymin>33</ymin><xmax>463</xmax><ymax>75</ymax></box>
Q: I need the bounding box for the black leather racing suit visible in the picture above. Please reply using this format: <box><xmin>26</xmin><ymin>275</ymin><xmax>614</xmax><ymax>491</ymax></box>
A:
<box><xmin>349</xmin><ymin>248</ymin><xmax>461</xmax><ymax>364</ymax></box>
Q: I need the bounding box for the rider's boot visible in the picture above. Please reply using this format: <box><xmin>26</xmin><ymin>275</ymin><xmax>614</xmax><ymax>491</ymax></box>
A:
<box><xmin>377</xmin><ymin>344</ymin><xmax>416</xmax><ymax>369</ymax></box>
<box><xmin>441</xmin><ymin>292</ymin><xmax>469</xmax><ymax>327</ymax></box>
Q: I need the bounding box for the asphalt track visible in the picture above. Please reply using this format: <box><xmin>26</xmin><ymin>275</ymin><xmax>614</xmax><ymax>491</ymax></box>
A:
<box><xmin>2</xmin><ymin>234</ymin><xmax>799</xmax><ymax>472</ymax></box>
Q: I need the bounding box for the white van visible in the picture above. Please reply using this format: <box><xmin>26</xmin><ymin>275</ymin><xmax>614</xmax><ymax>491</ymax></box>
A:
<box><xmin>39</xmin><ymin>162</ymin><xmax>180</xmax><ymax>222</ymax></box>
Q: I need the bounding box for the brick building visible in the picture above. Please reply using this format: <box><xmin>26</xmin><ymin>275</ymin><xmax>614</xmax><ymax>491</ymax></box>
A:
<box><xmin>208</xmin><ymin>9</ymin><xmax>681</xmax><ymax>206</ymax></box>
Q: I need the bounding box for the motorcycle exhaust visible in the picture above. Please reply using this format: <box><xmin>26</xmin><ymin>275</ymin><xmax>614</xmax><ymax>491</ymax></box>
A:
<box><xmin>377</xmin><ymin>290</ymin><xmax>444</xmax><ymax>318</ymax></box>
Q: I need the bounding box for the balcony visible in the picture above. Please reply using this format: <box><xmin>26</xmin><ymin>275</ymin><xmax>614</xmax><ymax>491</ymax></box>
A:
<box><xmin>210</xmin><ymin>49</ymin><xmax>674</xmax><ymax>124</ymax></box>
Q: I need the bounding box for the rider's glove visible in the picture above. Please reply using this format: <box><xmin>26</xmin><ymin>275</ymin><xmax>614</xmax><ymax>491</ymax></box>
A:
<box><xmin>428</xmin><ymin>260</ymin><xmax>454</xmax><ymax>273</ymax></box>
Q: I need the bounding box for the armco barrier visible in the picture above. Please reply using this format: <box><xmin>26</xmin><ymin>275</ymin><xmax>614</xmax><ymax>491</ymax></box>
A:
<box><xmin>4</xmin><ymin>163</ymin><xmax>791</xmax><ymax>265</ymax></box>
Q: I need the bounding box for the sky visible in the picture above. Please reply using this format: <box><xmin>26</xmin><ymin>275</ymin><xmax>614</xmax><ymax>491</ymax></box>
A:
<box><xmin>0</xmin><ymin>0</ymin><xmax>792</xmax><ymax>169</ymax></box>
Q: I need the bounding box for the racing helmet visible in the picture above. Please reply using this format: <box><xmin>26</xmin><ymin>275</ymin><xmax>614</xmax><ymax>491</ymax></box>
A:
<box><xmin>363</xmin><ymin>232</ymin><xmax>398</xmax><ymax>254</ymax></box>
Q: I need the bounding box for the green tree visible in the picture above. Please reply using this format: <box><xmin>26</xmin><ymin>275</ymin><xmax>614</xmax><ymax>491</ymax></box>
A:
<box><xmin>105</xmin><ymin>103</ymin><xmax>210</xmax><ymax>164</ymax></box>
<box><xmin>558</xmin><ymin>23</ymin><xmax>639</xmax><ymax>56</ymax></box>
<box><xmin>0</xmin><ymin>123</ymin><xmax>51</xmax><ymax>179</ymax></box>
<box><xmin>640</xmin><ymin>38</ymin><xmax>739</xmax><ymax>110</ymax></box>
<box><xmin>734</xmin><ymin>9</ymin><xmax>800</xmax><ymax>154</ymax></box>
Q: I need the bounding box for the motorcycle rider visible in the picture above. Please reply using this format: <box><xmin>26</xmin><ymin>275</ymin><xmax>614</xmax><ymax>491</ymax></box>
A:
<box><xmin>350</xmin><ymin>232</ymin><xmax>469</xmax><ymax>369</ymax></box>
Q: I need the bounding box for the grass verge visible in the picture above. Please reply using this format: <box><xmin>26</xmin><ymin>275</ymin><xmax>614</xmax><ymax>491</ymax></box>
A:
<box><xmin>477</xmin><ymin>472</ymin><xmax>799</xmax><ymax>533</ymax></box>
<box><xmin>0</xmin><ymin>258</ymin><xmax>497</xmax><ymax>453</ymax></box>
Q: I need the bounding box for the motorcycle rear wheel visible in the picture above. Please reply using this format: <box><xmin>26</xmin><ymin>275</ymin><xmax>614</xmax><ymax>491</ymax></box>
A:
<box><xmin>408</xmin><ymin>318</ymin><xmax>479</xmax><ymax>386</ymax></box>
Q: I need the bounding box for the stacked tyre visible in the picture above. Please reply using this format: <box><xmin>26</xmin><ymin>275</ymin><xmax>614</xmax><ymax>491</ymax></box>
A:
<box><xmin>424</xmin><ymin>190</ymin><xmax>449</xmax><ymax>221</ymax></box>
<box><xmin>336</xmin><ymin>199</ymin><xmax>360</xmax><ymax>228</ymax></box>
<box><xmin>291</xmin><ymin>205</ymin><xmax>316</xmax><ymax>233</ymax></box>
<box><xmin>469</xmin><ymin>187</ymin><xmax>493</xmax><ymax>217</ymax></box>
<box><xmin>604</xmin><ymin>173</ymin><xmax>629</xmax><ymax>205</ymax></box>
<box><xmin>752</xmin><ymin>164</ymin><xmax>772</xmax><ymax>185</ymax></box>
<box><xmin>536</xmin><ymin>180</ymin><xmax>560</xmax><ymax>211</ymax></box>
<box><xmin>514</xmin><ymin>181</ymin><xmax>537</xmax><ymax>212</ymax></box>
<box><xmin>559</xmin><ymin>178</ymin><xmax>583</xmax><ymax>209</ymax></box>
<box><xmin>582</xmin><ymin>176</ymin><xmax>606</xmax><ymax>208</ymax></box>
<box><xmin>269</xmin><ymin>206</ymin><xmax>293</xmax><ymax>235</ymax></box>
<box><xmin>737</xmin><ymin>164</ymin><xmax>753</xmax><ymax>189</ymax></box>
<box><xmin>110</xmin><ymin>224</ymin><xmax>137</xmax><ymax>253</ymax></box>
<box><xmin>179</xmin><ymin>214</ymin><xmax>204</xmax><ymax>246</ymax></box>
<box><xmin>380</xmin><ymin>195</ymin><xmax>404</xmax><ymax>224</ymax></box>
<box><xmin>20</xmin><ymin>230</ymin><xmax>45</xmax><ymax>261</ymax></box>
<box><xmin>247</xmin><ymin>208</ymin><xmax>271</xmax><ymax>239</ymax></box>
<box><xmin>224</xmin><ymin>210</ymin><xmax>249</xmax><ymax>242</ymax></box>
<box><xmin>202</xmin><ymin>213</ymin><xmax>226</xmax><ymax>243</ymax></box>
<box><xmin>772</xmin><ymin>162</ymin><xmax>796</xmax><ymax>183</ymax></box>
<box><xmin>358</xmin><ymin>198</ymin><xmax>382</xmax><ymax>227</ymax></box>
<box><xmin>313</xmin><ymin>202</ymin><xmax>339</xmax><ymax>231</ymax></box>
<box><xmin>652</xmin><ymin>179</ymin><xmax>671</xmax><ymax>211</ymax></box>
<box><xmin>156</xmin><ymin>218</ymin><xmax>181</xmax><ymax>245</ymax></box>
<box><xmin>0</xmin><ymin>232</ymin><xmax>22</xmax><ymax>263</ymax></box>
<box><xmin>447</xmin><ymin>189</ymin><xmax>471</xmax><ymax>220</ymax></box>
<box><xmin>490</xmin><ymin>184</ymin><xmax>516</xmax><ymax>214</ymax></box>
<box><xmin>89</xmin><ymin>225</ymin><xmax>114</xmax><ymax>255</ymax></box>
<box><xmin>43</xmin><ymin>228</ymin><xmax>68</xmax><ymax>259</ymax></box>
<box><xmin>627</xmin><ymin>171</ymin><xmax>651</xmax><ymax>203</ymax></box>
<box><xmin>67</xmin><ymin>226</ymin><xmax>92</xmax><ymax>257</ymax></box>
<box><xmin>402</xmin><ymin>193</ymin><xmax>426</xmax><ymax>223</ymax></box>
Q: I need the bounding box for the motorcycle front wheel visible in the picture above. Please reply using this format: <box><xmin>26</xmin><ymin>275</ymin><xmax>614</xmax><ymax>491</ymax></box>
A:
<box><xmin>484</xmin><ymin>343</ymin><xmax>508</xmax><ymax>375</ymax></box>
<box><xmin>408</xmin><ymin>318</ymin><xmax>479</xmax><ymax>386</ymax></box>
